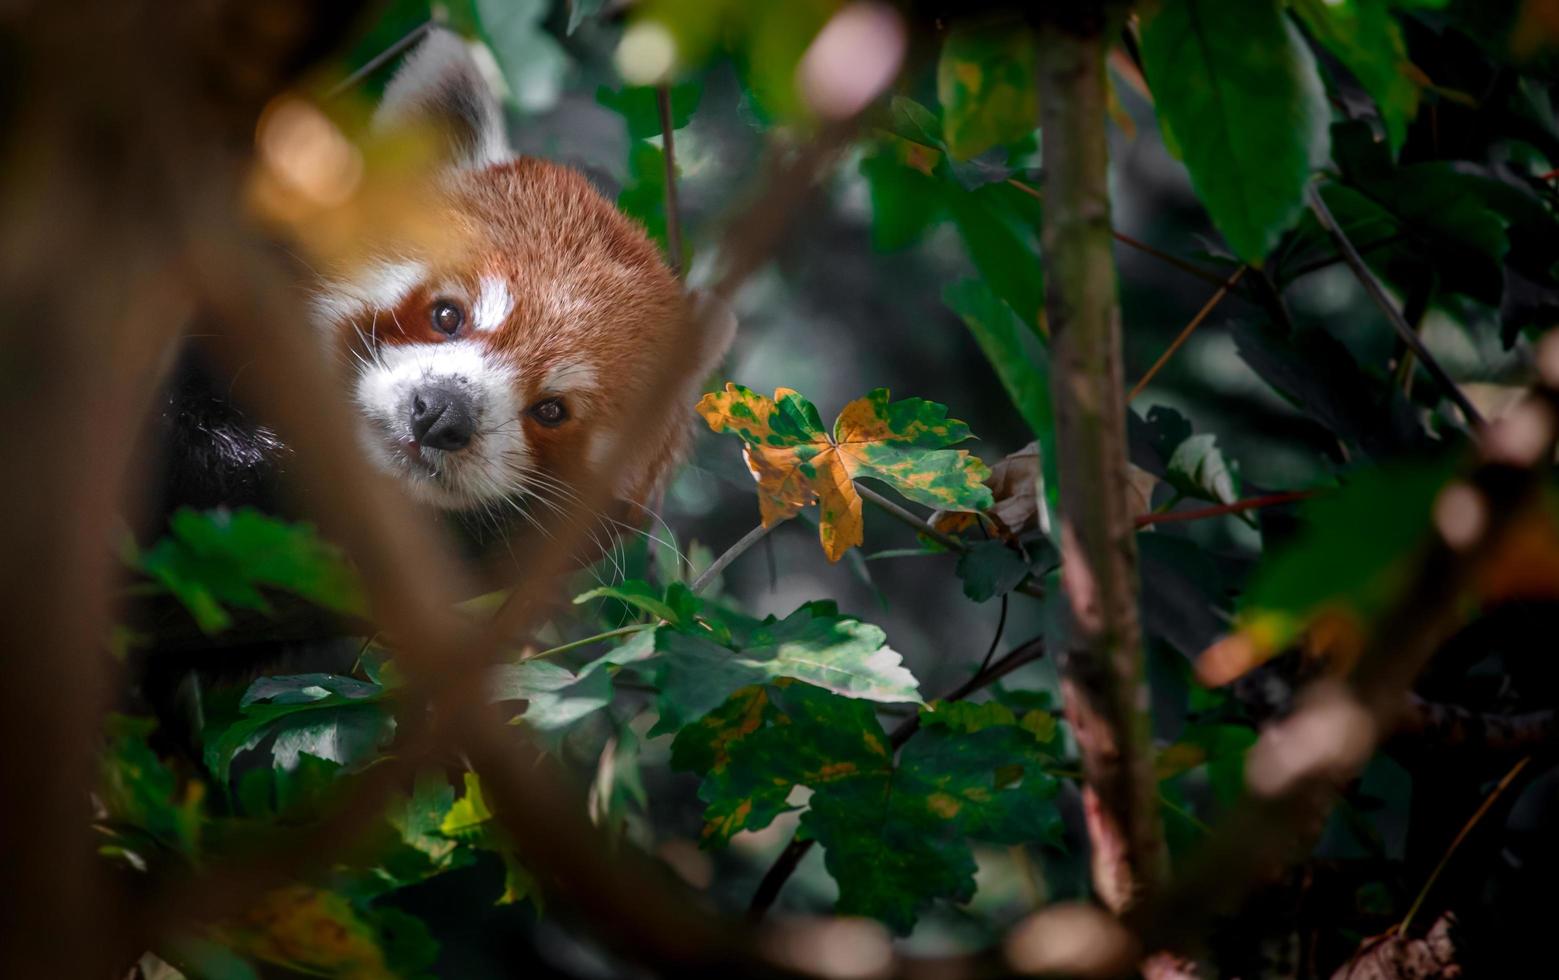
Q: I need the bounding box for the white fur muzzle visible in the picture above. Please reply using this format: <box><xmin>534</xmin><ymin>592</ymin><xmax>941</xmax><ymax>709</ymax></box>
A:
<box><xmin>352</xmin><ymin>339</ymin><xmax>527</xmax><ymax>509</ymax></box>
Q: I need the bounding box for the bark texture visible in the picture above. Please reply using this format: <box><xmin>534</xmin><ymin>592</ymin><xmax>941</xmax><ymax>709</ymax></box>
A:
<box><xmin>1036</xmin><ymin>11</ymin><xmax>1169</xmax><ymax>916</ymax></box>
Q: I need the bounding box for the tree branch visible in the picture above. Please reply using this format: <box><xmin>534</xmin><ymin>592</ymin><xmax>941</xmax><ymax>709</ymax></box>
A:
<box><xmin>1037</xmin><ymin>9</ymin><xmax>1168</xmax><ymax>919</ymax></box>
<box><xmin>1306</xmin><ymin>183</ymin><xmax>1482</xmax><ymax>426</ymax></box>
<box><xmin>1395</xmin><ymin>695</ymin><xmax>1559</xmax><ymax>753</ymax></box>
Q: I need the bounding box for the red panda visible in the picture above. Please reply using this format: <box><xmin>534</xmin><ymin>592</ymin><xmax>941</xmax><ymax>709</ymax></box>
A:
<box><xmin>310</xmin><ymin>28</ymin><xmax>733</xmax><ymax>525</ymax></box>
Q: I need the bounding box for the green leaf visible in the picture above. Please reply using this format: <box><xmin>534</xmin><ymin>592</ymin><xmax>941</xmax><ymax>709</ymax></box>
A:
<box><xmin>1317</xmin><ymin>159</ymin><xmax>1516</xmax><ymax>306</ymax></box>
<box><xmin>597</xmin><ymin>80</ymin><xmax>703</xmax><ymax>140</ymax></box>
<box><xmin>100</xmin><ymin>715</ymin><xmax>205</xmax><ymax>856</ymax></box>
<box><xmin>136</xmin><ymin>509</ymin><xmax>364</xmax><ymax>634</ymax></box>
<box><xmin>203</xmin><ymin>674</ymin><xmax>390</xmax><ymax>785</ymax></box>
<box><xmin>1139</xmin><ymin>0</ymin><xmax>1330</xmax><ymax>262</ymax></box>
<box><xmin>674</xmin><ymin>684</ymin><xmax>1061</xmax><ymax>933</ymax></box>
<box><xmin>1165</xmin><ymin>432</ymin><xmax>1239</xmax><ymax>506</ymax></box>
<box><xmin>368</xmin><ymin>906</ymin><xmax>440</xmax><ymax>979</ymax></box>
<box><xmin>490</xmin><ymin>660</ymin><xmax>614</xmax><ymax>731</ymax></box>
<box><xmin>574</xmin><ymin>579</ymin><xmax>687</xmax><ymax>625</ymax></box>
<box><xmin>922</xmin><ymin>699</ymin><xmax>1059</xmax><ymax>744</ymax></box>
<box><xmin>647</xmin><ymin>603</ymin><xmax>921</xmax><ymax>735</ymax></box>
<box><xmin>942</xmin><ymin>278</ymin><xmax>1052</xmax><ymax>440</ymax></box>
<box><xmin>440</xmin><ymin>771</ymin><xmax>495</xmax><ymax>841</ymax></box>
<box><xmin>859</xmin><ymin>144</ymin><xmax>946</xmax><ymax>251</ymax></box>
<box><xmin>1160</xmin><ymin>723</ymin><xmax>1257</xmax><ymax>805</ymax></box>
<box><xmin>474</xmin><ymin>0</ymin><xmax>571</xmax><ymax>114</ymax></box>
<box><xmin>955</xmin><ymin>540</ymin><xmax>1030</xmax><ymax>602</ymax></box>
<box><xmin>1236</xmin><ymin>454</ymin><xmax>1458</xmax><ymax>652</ymax></box>
<box><xmin>936</xmin><ymin>22</ymin><xmax>1038</xmax><ymax>160</ymax></box>
<box><xmin>618</xmin><ymin>140</ymin><xmax>681</xmax><ymax>262</ymax></box>
<box><xmin>1292</xmin><ymin>0</ymin><xmax>1422</xmax><ymax>154</ymax></box>
<box><xmin>948</xmin><ymin>183</ymin><xmax>1046</xmax><ymax>328</ymax></box>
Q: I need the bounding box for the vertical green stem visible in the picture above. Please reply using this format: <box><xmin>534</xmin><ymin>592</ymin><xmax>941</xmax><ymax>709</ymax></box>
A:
<box><xmin>1037</xmin><ymin>8</ymin><xmax>1168</xmax><ymax>916</ymax></box>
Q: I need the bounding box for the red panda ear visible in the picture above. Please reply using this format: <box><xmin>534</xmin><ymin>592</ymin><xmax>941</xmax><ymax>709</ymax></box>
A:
<box><xmin>373</xmin><ymin>27</ymin><xmax>510</xmax><ymax>171</ymax></box>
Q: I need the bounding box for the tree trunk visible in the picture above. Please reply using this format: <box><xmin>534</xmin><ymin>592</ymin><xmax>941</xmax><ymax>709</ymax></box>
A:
<box><xmin>1037</xmin><ymin>7</ymin><xmax>1169</xmax><ymax>919</ymax></box>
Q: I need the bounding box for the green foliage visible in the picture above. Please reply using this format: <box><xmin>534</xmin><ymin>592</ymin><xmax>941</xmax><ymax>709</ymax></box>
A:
<box><xmin>469</xmin><ymin>0</ymin><xmax>571</xmax><ymax>113</ymax></box>
<box><xmin>936</xmin><ymin>22</ymin><xmax>1038</xmax><ymax>160</ymax></box>
<box><xmin>204</xmin><ymin>673</ymin><xmax>391</xmax><ymax>786</ymax></box>
<box><xmin>491</xmin><ymin>659</ymin><xmax>615</xmax><ymax>732</ymax></box>
<box><xmin>135</xmin><ymin>508</ymin><xmax>364</xmax><ymax>634</ymax></box>
<box><xmin>99</xmin><ymin>0</ymin><xmax>1559</xmax><ymax>964</ymax></box>
<box><xmin>596</xmin><ymin>79</ymin><xmax>702</xmax><ymax>139</ymax></box>
<box><xmin>1233</xmin><ymin>456</ymin><xmax>1458</xmax><ymax>650</ymax></box>
<box><xmin>955</xmin><ymin>540</ymin><xmax>1031</xmax><ymax>601</ymax></box>
<box><xmin>673</xmin><ymin>683</ymin><xmax>1063</xmax><ymax>933</ymax></box>
<box><xmin>1291</xmin><ymin>0</ymin><xmax>1440</xmax><ymax>155</ymax></box>
<box><xmin>1139</xmin><ymin>0</ymin><xmax>1331</xmax><ymax>262</ymax></box>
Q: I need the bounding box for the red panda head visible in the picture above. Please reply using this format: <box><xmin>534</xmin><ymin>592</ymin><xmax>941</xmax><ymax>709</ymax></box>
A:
<box><xmin>310</xmin><ymin>30</ymin><xmax>732</xmax><ymax>517</ymax></box>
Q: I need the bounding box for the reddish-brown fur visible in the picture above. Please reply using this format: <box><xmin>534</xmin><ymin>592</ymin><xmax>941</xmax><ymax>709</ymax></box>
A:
<box><xmin>336</xmin><ymin>155</ymin><xmax>699</xmax><ymax>510</ymax></box>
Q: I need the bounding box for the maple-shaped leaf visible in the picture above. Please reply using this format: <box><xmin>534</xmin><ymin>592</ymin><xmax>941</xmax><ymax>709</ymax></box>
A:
<box><xmin>642</xmin><ymin>601</ymin><xmax>921</xmax><ymax>736</ymax></box>
<box><xmin>697</xmin><ymin>384</ymin><xmax>993</xmax><ymax>561</ymax></box>
<box><xmin>672</xmin><ymin>683</ymin><xmax>1061</xmax><ymax>934</ymax></box>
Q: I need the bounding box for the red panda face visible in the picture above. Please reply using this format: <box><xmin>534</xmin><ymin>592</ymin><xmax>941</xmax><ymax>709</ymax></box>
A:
<box><xmin>312</xmin><ymin>158</ymin><xmax>694</xmax><ymax>514</ymax></box>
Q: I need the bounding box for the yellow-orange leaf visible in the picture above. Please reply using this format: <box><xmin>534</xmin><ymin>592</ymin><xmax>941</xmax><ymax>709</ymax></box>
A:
<box><xmin>697</xmin><ymin>384</ymin><xmax>992</xmax><ymax>561</ymax></box>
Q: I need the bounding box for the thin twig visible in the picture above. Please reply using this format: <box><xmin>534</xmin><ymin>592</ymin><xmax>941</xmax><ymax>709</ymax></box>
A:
<box><xmin>1398</xmin><ymin>755</ymin><xmax>1531</xmax><ymax>934</ymax></box>
<box><xmin>326</xmin><ymin>20</ymin><xmax>435</xmax><ymax>99</ymax></box>
<box><xmin>749</xmin><ymin>635</ymin><xmax>1047</xmax><ymax>918</ymax></box>
<box><xmin>1283</xmin><ymin>233</ymin><xmax>1406</xmax><ymax>283</ymax></box>
<box><xmin>1306</xmin><ymin>182</ymin><xmax>1483</xmax><ymax>426</ymax></box>
<box><xmin>855</xmin><ymin>484</ymin><xmax>1047</xmax><ymax>600</ymax></box>
<box><xmin>692</xmin><ymin>521</ymin><xmax>773</xmax><ymax>593</ymax></box>
<box><xmin>1111</xmin><ymin>229</ymin><xmax>1232</xmax><ymax>288</ymax></box>
<box><xmin>1134</xmin><ymin>491</ymin><xmax>1314</xmax><ymax>528</ymax></box>
<box><xmin>1129</xmin><ymin>267</ymin><xmax>1247</xmax><ymax>401</ymax></box>
<box><xmin>857</xmin><ymin>483</ymin><xmax>967</xmax><ymax>553</ymax></box>
<box><xmin>1006</xmin><ymin>178</ymin><xmax>1230</xmax><ymax>289</ymax></box>
<box><xmin>656</xmin><ymin>84</ymin><xmax>684</xmax><ymax>277</ymax></box>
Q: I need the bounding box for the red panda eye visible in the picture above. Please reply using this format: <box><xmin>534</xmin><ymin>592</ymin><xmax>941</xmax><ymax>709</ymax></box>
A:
<box><xmin>430</xmin><ymin>300</ymin><xmax>464</xmax><ymax>336</ymax></box>
<box><xmin>528</xmin><ymin>397</ymin><xmax>567</xmax><ymax>427</ymax></box>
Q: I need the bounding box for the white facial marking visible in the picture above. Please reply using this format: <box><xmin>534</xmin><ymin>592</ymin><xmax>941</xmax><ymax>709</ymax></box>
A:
<box><xmin>312</xmin><ymin>259</ymin><xmax>429</xmax><ymax>329</ymax></box>
<box><xmin>353</xmin><ymin>339</ymin><xmax>527</xmax><ymax>509</ymax></box>
<box><xmin>472</xmin><ymin>275</ymin><xmax>515</xmax><ymax>333</ymax></box>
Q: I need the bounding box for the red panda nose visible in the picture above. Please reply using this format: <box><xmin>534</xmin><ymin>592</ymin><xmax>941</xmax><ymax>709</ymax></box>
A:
<box><xmin>409</xmin><ymin>382</ymin><xmax>475</xmax><ymax>451</ymax></box>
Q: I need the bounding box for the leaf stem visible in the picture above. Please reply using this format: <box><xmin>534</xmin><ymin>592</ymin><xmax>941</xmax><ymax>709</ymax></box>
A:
<box><xmin>1305</xmin><ymin>182</ymin><xmax>1483</xmax><ymax>426</ymax></box>
<box><xmin>1129</xmin><ymin>267</ymin><xmax>1246</xmax><ymax>401</ymax></box>
<box><xmin>1134</xmin><ymin>491</ymin><xmax>1314</xmax><ymax>528</ymax></box>
<box><xmin>524</xmin><ymin>624</ymin><xmax>654</xmax><ymax>661</ymax></box>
